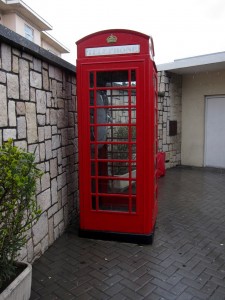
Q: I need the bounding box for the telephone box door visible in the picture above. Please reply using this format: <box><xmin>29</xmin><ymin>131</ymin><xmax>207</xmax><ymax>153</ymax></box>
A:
<box><xmin>79</xmin><ymin>63</ymin><xmax>149</xmax><ymax>233</ymax></box>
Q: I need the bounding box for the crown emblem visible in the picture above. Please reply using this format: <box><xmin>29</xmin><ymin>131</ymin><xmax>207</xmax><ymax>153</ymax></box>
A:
<box><xmin>106</xmin><ymin>34</ymin><xmax>117</xmax><ymax>44</ymax></box>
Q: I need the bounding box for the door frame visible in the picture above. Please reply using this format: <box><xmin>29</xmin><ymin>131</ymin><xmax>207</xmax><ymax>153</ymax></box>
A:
<box><xmin>204</xmin><ymin>95</ymin><xmax>225</xmax><ymax>168</ymax></box>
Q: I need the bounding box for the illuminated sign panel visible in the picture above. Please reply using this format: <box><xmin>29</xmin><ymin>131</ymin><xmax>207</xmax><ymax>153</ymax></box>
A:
<box><xmin>85</xmin><ymin>44</ymin><xmax>140</xmax><ymax>56</ymax></box>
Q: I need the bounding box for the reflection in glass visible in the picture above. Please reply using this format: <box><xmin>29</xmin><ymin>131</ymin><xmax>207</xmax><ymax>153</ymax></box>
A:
<box><xmin>131</xmin><ymin>70</ymin><xmax>136</xmax><ymax>86</ymax></box>
<box><xmin>108</xmin><ymin>161</ymin><xmax>129</xmax><ymax>176</ymax></box>
<box><xmin>108</xmin><ymin>143</ymin><xmax>129</xmax><ymax>159</ymax></box>
<box><xmin>106</xmin><ymin>89</ymin><xmax>136</xmax><ymax>106</ymax></box>
<box><xmin>99</xmin><ymin>196</ymin><xmax>129</xmax><ymax>212</ymax></box>
<box><xmin>132</xmin><ymin>197</ymin><xmax>136</xmax><ymax>212</ymax></box>
<box><xmin>92</xmin><ymin>195</ymin><xmax>96</xmax><ymax>209</ymax></box>
<box><xmin>89</xmin><ymin>69</ymin><xmax>137</xmax><ymax>212</ymax></box>
<box><xmin>131</xmin><ymin>89</ymin><xmax>136</xmax><ymax>105</ymax></box>
<box><xmin>89</xmin><ymin>72</ymin><xmax>94</xmax><ymax>88</ymax></box>
<box><xmin>109</xmin><ymin>108</ymin><xmax>130</xmax><ymax>124</ymax></box>
<box><xmin>97</xmin><ymin>70</ymin><xmax>129</xmax><ymax>87</ymax></box>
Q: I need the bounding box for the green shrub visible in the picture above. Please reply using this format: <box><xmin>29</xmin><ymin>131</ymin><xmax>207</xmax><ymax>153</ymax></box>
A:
<box><xmin>0</xmin><ymin>139</ymin><xmax>42</xmax><ymax>289</ymax></box>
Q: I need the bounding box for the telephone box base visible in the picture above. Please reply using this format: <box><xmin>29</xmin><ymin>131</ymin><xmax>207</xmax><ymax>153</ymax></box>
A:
<box><xmin>78</xmin><ymin>228</ymin><xmax>155</xmax><ymax>245</ymax></box>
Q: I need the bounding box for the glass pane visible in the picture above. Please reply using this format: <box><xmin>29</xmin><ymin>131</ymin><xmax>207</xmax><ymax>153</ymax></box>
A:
<box><xmin>131</xmin><ymin>70</ymin><xmax>136</xmax><ymax>87</ymax></box>
<box><xmin>99</xmin><ymin>196</ymin><xmax>129</xmax><ymax>211</ymax></box>
<box><xmin>91</xmin><ymin>179</ymin><xmax>96</xmax><ymax>193</ymax></box>
<box><xmin>108</xmin><ymin>108</ymin><xmax>129</xmax><ymax>124</ymax></box>
<box><xmin>108</xmin><ymin>161</ymin><xmax>129</xmax><ymax>176</ymax></box>
<box><xmin>89</xmin><ymin>91</ymin><xmax>109</xmax><ymax>107</ymax></box>
<box><xmin>94</xmin><ymin>177</ymin><xmax>137</xmax><ymax>195</ymax></box>
<box><xmin>131</xmin><ymin>165</ymin><xmax>137</xmax><ymax>176</ymax></box>
<box><xmin>110</xmin><ymin>179</ymin><xmax>130</xmax><ymax>194</ymax></box>
<box><xmin>108</xmin><ymin>143</ymin><xmax>129</xmax><ymax>160</ymax></box>
<box><xmin>131</xmin><ymin>89</ymin><xmax>136</xmax><ymax>105</ymax></box>
<box><xmin>132</xmin><ymin>196</ymin><xmax>136</xmax><ymax>212</ymax></box>
<box><xmin>93</xmin><ymin>139</ymin><xmax>141</xmax><ymax>159</ymax></box>
<box><xmin>89</xmin><ymin>72</ymin><xmax>94</xmax><ymax>88</ymax></box>
<box><xmin>88</xmin><ymin>69</ymin><xmax>138</xmax><ymax>211</ymax></box>
<box><xmin>106</xmin><ymin>89</ymin><xmax>136</xmax><ymax>106</ymax></box>
<box><xmin>97</xmin><ymin>70</ymin><xmax>129</xmax><ymax>87</ymax></box>
<box><xmin>92</xmin><ymin>196</ymin><xmax>96</xmax><ymax>210</ymax></box>
<box><xmin>131</xmin><ymin>144</ymin><xmax>137</xmax><ymax>160</ymax></box>
<box><xmin>90</xmin><ymin>124</ymin><xmax>108</xmax><ymax>143</ymax></box>
<box><xmin>107</xmin><ymin>89</ymin><xmax>129</xmax><ymax>106</ymax></box>
<box><xmin>90</xmin><ymin>142</ymin><xmax>108</xmax><ymax>163</ymax></box>
<box><xmin>131</xmin><ymin>108</ymin><xmax>136</xmax><ymax>123</ymax></box>
<box><xmin>104</xmin><ymin>126</ymin><xmax>127</xmax><ymax>142</ymax></box>
<box><xmin>111</xmin><ymin>179</ymin><xmax>136</xmax><ymax>194</ymax></box>
<box><xmin>131</xmin><ymin>126</ymin><xmax>136</xmax><ymax>141</ymax></box>
<box><xmin>24</xmin><ymin>24</ymin><xmax>34</xmax><ymax>41</ymax></box>
<box><xmin>106</xmin><ymin>126</ymin><xmax>137</xmax><ymax>142</ymax></box>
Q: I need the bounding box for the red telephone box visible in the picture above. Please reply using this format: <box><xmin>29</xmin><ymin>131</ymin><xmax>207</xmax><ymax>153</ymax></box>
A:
<box><xmin>76</xmin><ymin>29</ymin><xmax>158</xmax><ymax>244</ymax></box>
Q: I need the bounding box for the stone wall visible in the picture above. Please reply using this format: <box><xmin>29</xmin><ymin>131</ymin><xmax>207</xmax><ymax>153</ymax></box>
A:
<box><xmin>0</xmin><ymin>25</ymin><xmax>78</xmax><ymax>263</ymax></box>
<box><xmin>0</xmin><ymin>24</ymin><xmax>183</xmax><ymax>263</ymax></box>
<box><xmin>157</xmin><ymin>71</ymin><xmax>182</xmax><ymax>168</ymax></box>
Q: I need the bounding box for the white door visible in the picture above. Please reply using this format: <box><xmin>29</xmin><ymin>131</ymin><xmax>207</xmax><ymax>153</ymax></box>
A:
<box><xmin>204</xmin><ymin>96</ymin><xmax>225</xmax><ymax>168</ymax></box>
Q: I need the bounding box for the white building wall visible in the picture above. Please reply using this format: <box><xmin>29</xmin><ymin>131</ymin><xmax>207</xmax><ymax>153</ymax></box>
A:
<box><xmin>181</xmin><ymin>70</ymin><xmax>225</xmax><ymax>166</ymax></box>
<box><xmin>15</xmin><ymin>14</ymin><xmax>41</xmax><ymax>45</ymax></box>
<box><xmin>2</xmin><ymin>13</ymin><xmax>16</xmax><ymax>30</ymax></box>
<box><xmin>41</xmin><ymin>40</ymin><xmax>61</xmax><ymax>57</ymax></box>
<box><xmin>2</xmin><ymin>13</ymin><xmax>41</xmax><ymax>45</ymax></box>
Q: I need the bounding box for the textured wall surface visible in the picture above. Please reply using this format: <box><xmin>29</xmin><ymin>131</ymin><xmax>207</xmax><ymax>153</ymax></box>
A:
<box><xmin>158</xmin><ymin>71</ymin><xmax>182</xmax><ymax>168</ymax></box>
<box><xmin>0</xmin><ymin>41</ymin><xmax>78</xmax><ymax>263</ymax></box>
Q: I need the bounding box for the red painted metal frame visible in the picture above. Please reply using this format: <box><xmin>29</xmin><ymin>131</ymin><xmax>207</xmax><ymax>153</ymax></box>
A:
<box><xmin>76</xmin><ymin>29</ymin><xmax>157</xmax><ymax>239</ymax></box>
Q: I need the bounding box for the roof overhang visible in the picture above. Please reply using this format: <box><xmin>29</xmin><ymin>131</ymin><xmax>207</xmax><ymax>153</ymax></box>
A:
<box><xmin>0</xmin><ymin>0</ymin><xmax>52</xmax><ymax>30</ymax></box>
<box><xmin>157</xmin><ymin>51</ymin><xmax>225</xmax><ymax>74</ymax></box>
<box><xmin>41</xmin><ymin>31</ymin><xmax>70</xmax><ymax>54</ymax></box>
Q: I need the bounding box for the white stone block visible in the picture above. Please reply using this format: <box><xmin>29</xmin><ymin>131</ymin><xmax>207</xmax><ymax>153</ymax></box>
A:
<box><xmin>0</xmin><ymin>70</ymin><xmax>6</xmax><ymax>83</ymax></box>
<box><xmin>39</xmin><ymin>142</ymin><xmax>45</xmax><ymax>161</ymax></box>
<box><xmin>0</xmin><ymin>84</ymin><xmax>7</xmax><ymax>126</ymax></box>
<box><xmin>33</xmin><ymin>58</ymin><xmax>42</xmax><ymax>72</ymax></box>
<box><xmin>30</xmin><ymin>71</ymin><xmax>42</xmax><ymax>89</ymax></box>
<box><xmin>17</xmin><ymin>116</ymin><xmax>27</xmax><ymax>139</ymax></box>
<box><xmin>26</xmin><ymin>103</ymin><xmax>38</xmax><ymax>143</ymax></box>
<box><xmin>38</xmin><ymin>127</ymin><xmax>45</xmax><ymax>142</ymax></box>
<box><xmin>14</xmin><ymin>141</ymin><xmax>27</xmax><ymax>152</ymax></box>
<box><xmin>19</xmin><ymin>59</ymin><xmax>29</xmax><ymax>100</ymax></box>
<box><xmin>7</xmin><ymin>73</ymin><xmax>19</xmax><ymax>99</ymax></box>
<box><xmin>32</xmin><ymin>212</ymin><xmax>48</xmax><ymax>245</ymax></box>
<box><xmin>37</xmin><ymin>189</ymin><xmax>51</xmax><ymax>211</ymax></box>
<box><xmin>36</xmin><ymin>90</ymin><xmax>47</xmax><ymax>114</ymax></box>
<box><xmin>37</xmin><ymin>115</ymin><xmax>45</xmax><ymax>126</ymax></box>
<box><xmin>52</xmin><ymin>134</ymin><xmax>60</xmax><ymax>150</ymax></box>
<box><xmin>43</xmin><ymin>69</ymin><xmax>49</xmax><ymax>91</ymax></box>
<box><xmin>41</xmin><ymin>172</ymin><xmax>50</xmax><ymax>191</ymax></box>
<box><xmin>51</xmin><ymin>178</ymin><xmax>58</xmax><ymax>205</ymax></box>
<box><xmin>16</xmin><ymin>102</ymin><xmax>26</xmax><ymax>115</ymax></box>
<box><xmin>3</xmin><ymin>129</ymin><xmax>16</xmax><ymax>141</ymax></box>
<box><xmin>45</xmin><ymin>140</ymin><xmax>52</xmax><ymax>160</ymax></box>
<box><xmin>54</xmin><ymin>209</ymin><xmax>64</xmax><ymax>227</ymax></box>
<box><xmin>48</xmin><ymin>217</ymin><xmax>54</xmax><ymax>245</ymax></box>
<box><xmin>50</xmin><ymin>158</ymin><xmax>58</xmax><ymax>178</ymax></box>
<box><xmin>48</xmin><ymin>203</ymin><xmax>58</xmax><ymax>218</ymax></box>
<box><xmin>2</xmin><ymin>43</ymin><xmax>11</xmax><ymax>71</ymax></box>
<box><xmin>12</xmin><ymin>55</ymin><xmax>19</xmax><ymax>73</ymax></box>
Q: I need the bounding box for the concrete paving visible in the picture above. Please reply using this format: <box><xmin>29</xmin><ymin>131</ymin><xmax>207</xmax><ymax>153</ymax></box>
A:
<box><xmin>31</xmin><ymin>167</ymin><xmax>225</xmax><ymax>299</ymax></box>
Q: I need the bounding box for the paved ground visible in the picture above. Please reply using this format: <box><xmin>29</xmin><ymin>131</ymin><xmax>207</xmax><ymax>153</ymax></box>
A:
<box><xmin>31</xmin><ymin>167</ymin><xmax>225</xmax><ymax>300</ymax></box>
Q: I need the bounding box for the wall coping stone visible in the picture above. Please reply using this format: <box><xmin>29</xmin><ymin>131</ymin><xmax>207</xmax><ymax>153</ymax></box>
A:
<box><xmin>0</xmin><ymin>24</ymin><xmax>76</xmax><ymax>74</ymax></box>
